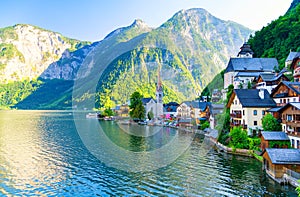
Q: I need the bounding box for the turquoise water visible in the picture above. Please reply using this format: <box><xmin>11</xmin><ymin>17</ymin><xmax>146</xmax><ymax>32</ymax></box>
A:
<box><xmin>0</xmin><ymin>110</ymin><xmax>297</xmax><ymax>196</ymax></box>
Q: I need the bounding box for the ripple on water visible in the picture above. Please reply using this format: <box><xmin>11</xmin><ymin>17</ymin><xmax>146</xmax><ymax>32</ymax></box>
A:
<box><xmin>0</xmin><ymin>111</ymin><xmax>298</xmax><ymax>196</ymax></box>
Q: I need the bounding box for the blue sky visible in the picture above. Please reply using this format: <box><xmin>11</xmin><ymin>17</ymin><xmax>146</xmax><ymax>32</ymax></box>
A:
<box><xmin>0</xmin><ymin>0</ymin><xmax>292</xmax><ymax>41</ymax></box>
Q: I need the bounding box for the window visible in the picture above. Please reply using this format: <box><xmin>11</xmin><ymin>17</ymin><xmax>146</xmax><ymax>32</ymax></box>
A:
<box><xmin>253</xmin><ymin>110</ymin><xmax>257</xmax><ymax>116</ymax></box>
<box><xmin>280</xmin><ymin>99</ymin><xmax>282</xmax><ymax>103</ymax></box>
<box><xmin>235</xmin><ymin>100</ymin><xmax>237</xmax><ymax>105</ymax></box>
<box><xmin>243</xmin><ymin>110</ymin><xmax>245</xmax><ymax>116</ymax></box>
<box><xmin>262</xmin><ymin>110</ymin><xmax>265</xmax><ymax>115</ymax></box>
<box><xmin>287</xmin><ymin>115</ymin><xmax>292</xmax><ymax>121</ymax></box>
<box><xmin>254</xmin><ymin>121</ymin><xmax>257</xmax><ymax>126</ymax></box>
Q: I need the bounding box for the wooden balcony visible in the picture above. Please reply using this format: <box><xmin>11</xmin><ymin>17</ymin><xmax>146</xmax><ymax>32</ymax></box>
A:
<box><xmin>230</xmin><ymin>122</ymin><xmax>247</xmax><ymax>129</ymax></box>
<box><xmin>285</xmin><ymin>121</ymin><xmax>300</xmax><ymax>128</ymax></box>
<box><xmin>230</xmin><ymin>113</ymin><xmax>242</xmax><ymax>119</ymax></box>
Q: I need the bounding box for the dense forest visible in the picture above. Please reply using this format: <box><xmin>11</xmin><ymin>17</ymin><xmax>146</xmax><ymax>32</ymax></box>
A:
<box><xmin>0</xmin><ymin>79</ymin><xmax>42</xmax><ymax>109</ymax></box>
<box><xmin>248</xmin><ymin>3</ymin><xmax>300</xmax><ymax>69</ymax></box>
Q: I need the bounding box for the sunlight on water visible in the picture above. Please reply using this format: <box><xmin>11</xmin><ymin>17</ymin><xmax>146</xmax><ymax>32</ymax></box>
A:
<box><xmin>0</xmin><ymin>111</ymin><xmax>297</xmax><ymax>196</ymax></box>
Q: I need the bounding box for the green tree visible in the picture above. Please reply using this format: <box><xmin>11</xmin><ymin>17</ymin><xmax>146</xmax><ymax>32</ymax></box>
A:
<box><xmin>229</xmin><ymin>126</ymin><xmax>249</xmax><ymax>149</ymax></box>
<box><xmin>200</xmin><ymin>121</ymin><xmax>210</xmax><ymax>130</ymax></box>
<box><xmin>102</xmin><ymin>108</ymin><xmax>114</xmax><ymax>116</ymax></box>
<box><xmin>147</xmin><ymin>110</ymin><xmax>154</xmax><ymax>120</ymax></box>
<box><xmin>296</xmin><ymin>181</ymin><xmax>300</xmax><ymax>196</ymax></box>
<box><xmin>200</xmin><ymin>87</ymin><xmax>211</xmax><ymax>101</ymax></box>
<box><xmin>247</xmin><ymin>81</ymin><xmax>252</xmax><ymax>89</ymax></box>
<box><xmin>129</xmin><ymin>91</ymin><xmax>145</xmax><ymax>120</ymax></box>
<box><xmin>226</xmin><ymin>84</ymin><xmax>234</xmax><ymax>103</ymax></box>
<box><xmin>262</xmin><ymin>114</ymin><xmax>282</xmax><ymax>131</ymax></box>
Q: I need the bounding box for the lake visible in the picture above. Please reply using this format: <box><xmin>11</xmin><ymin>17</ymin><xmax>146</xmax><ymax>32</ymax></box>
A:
<box><xmin>0</xmin><ymin>110</ymin><xmax>297</xmax><ymax>196</ymax></box>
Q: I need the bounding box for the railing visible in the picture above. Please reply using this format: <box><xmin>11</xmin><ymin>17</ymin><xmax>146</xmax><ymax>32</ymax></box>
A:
<box><xmin>284</xmin><ymin>167</ymin><xmax>300</xmax><ymax>180</ymax></box>
<box><xmin>230</xmin><ymin>113</ymin><xmax>242</xmax><ymax>118</ymax></box>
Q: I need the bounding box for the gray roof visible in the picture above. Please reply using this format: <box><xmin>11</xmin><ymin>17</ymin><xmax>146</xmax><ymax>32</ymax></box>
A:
<box><xmin>182</xmin><ymin>101</ymin><xmax>211</xmax><ymax>110</ymax></box>
<box><xmin>234</xmin><ymin>89</ymin><xmax>276</xmax><ymax>108</ymax></box>
<box><xmin>278</xmin><ymin>102</ymin><xmax>300</xmax><ymax>113</ymax></box>
<box><xmin>285</xmin><ymin>51</ymin><xmax>299</xmax><ymax>62</ymax></box>
<box><xmin>225</xmin><ymin>58</ymin><xmax>278</xmax><ymax>73</ymax></box>
<box><xmin>261</xmin><ymin>132</ymin><xmax>289</xmax><ymax>141</ymax></box>
<box><xmin>235</xmin><ymin>72</ymin><xmax>261</xmax><ymax>78</ymax></box>
<box><xmin>271</xmin><ymin>81</ymin><xmax>300</xmax><ymax>98</ymax></box>
<box><xmin>163</xmin><ymin>102</ymin><xmax>179</xmax><ymax>113</ymax></box>
<box><xmin>142</xmin><ymin>98</ymin><xmax>155</xmax><ymax>105</ymax></box>
<box><xmin>283</xmin><ymin>81</ymin><xmax>300</xmax><ymax>95</ymax></box>
<box><xmin>266</xmin><ymin>107</ymin><xmax>282</xmax><ymax>112</ymax></box>
<box><xmin>290</xmin><ymin>102</ymin><xmax>300</xmax><ymax>110</ymax></box>
<box><xmin>265</xmin><ymin>148</ymin><xmax>300</xmax><ymax>164</ymax></box>
<box><xmin>258</xmin><ymin>72</ymin><xmax>285</xmax><ymax>82</ymax></box>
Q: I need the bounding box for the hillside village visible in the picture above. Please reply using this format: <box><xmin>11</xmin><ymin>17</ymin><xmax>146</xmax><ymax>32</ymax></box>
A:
<box><xmin>112</xmin><ymin>42</ymin><xmax>300</xmax><ymax>187</ymax></box>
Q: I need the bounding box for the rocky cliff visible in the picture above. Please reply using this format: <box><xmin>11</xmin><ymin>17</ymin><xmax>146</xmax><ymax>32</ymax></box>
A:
<box><xmin>0</xmin><ymin>24</ymin><xmax>90</xmax><ymax>82</ymax></box>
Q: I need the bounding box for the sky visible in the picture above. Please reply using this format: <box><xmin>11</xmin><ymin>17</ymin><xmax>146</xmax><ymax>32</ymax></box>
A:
<box><xmin>0</xmin><ymin>0</ymin><xmax>292</xmax><ymax>42</ymax></box>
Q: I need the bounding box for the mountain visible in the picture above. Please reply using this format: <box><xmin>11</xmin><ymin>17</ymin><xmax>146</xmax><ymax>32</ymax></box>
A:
<box><xmin>0</xmin><ymin>24</ymin><xmax>91</xmax><ymax>82</ymax></box>
<box><xmin>1</xmin><ymin>8</ymin><xmax>252</xmax><ymax>109</ymax></box>
<box><xmin>72</xmin><ymin>8</ymin><xmax>252</xmax><ymax>109</ymax></box>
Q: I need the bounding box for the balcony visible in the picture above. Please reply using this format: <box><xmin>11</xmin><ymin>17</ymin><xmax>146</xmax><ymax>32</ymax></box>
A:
<box><xmin>230</xmin><ymin>122</ymin><xmax>247</xmax><ymax>129</ymax></box>
<box><xmin>230</xmin><ymin>113</ymin><xmax>242</xmax><ymax>119</ymax></box>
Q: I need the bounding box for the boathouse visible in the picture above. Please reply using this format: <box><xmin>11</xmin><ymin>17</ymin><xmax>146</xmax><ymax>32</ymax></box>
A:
<box><xmin>263</xmin><ymin>148</ymin><xmax>300</xmax><ymax>182</ymax></box>
<box><xmin>260</xmin><ymin>132</ymin><xmax>290</xmax><ymax>151</ymax></box>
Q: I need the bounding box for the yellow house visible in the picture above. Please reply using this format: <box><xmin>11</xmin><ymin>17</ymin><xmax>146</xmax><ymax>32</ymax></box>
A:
<box><xmin>226</xmin><ymin>89</ymin><xmax>277</xmax><ymax>136</ymax></box>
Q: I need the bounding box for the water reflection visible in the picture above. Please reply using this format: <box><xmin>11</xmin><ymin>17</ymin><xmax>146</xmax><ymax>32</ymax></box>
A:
<box><xmin>0</xmin><ymin>111</ymin><xmax>297</xmax><ymax>196</ymax></box>
<box><xmin>0</xmin><ymin>111</ymin><xmax>71</xmax><ymax>195</ymax></box>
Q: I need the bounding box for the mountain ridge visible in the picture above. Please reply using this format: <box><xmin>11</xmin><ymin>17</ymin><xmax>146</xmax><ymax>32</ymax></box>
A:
<box><xmin>1</xmin><ymin>8</ymin><xmax>252</xmax><ymax>109</ymax></box>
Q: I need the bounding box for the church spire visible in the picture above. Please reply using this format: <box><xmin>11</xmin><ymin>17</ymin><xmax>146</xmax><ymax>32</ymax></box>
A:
<box><xmin>237</xmin><ymin>42</ymin><xmax>254</xmax><ymax>58</ymax></box>
<box><xmin>156</xmin><ymin>64</ymin><xmax>163</xmax><ymax>104</ymax></box>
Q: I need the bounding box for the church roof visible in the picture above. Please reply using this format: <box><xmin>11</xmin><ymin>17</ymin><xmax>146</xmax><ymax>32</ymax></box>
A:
<box><xmin>224</xmin><ymin>58</ymin><xmax>278</xmax><ymax>73</ymax></box>
<box><xmin>237</xmin><ymin>42</ymin><xmax>254</xmax><ymax>57</ymax></box>
<box><xmin>141</xmin><ymin>98</ymin><xmax>155</xmax><ymax>105</ymax></box>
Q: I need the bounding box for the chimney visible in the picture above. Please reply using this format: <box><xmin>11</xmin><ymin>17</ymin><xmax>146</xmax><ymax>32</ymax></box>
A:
<box><xmin>259</xmin><ymin>89</ymin><xmax>264</xmax><ymax>99</ymax></box>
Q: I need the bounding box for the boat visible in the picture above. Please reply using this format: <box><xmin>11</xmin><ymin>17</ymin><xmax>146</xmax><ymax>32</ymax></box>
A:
<box><xmin>86</xmin><ymin>113</ymin><xmax>99</xmax><ymax>119</ymax></box>
<box><xmin>138</xmin><ymin>121</ymin><xmax>147</xmax><ymax>125</ymax></box>
<box><xmin>104</xmin><ymin>116</ymin><xmax>115</xmax><ymax>121</ymax></box>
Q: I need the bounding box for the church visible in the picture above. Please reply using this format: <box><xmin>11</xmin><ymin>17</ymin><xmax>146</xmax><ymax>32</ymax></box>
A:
<box><xmin>141</xmin><ymin>69</ymin><xmax>164</xmax><ymax>119</ymax></box>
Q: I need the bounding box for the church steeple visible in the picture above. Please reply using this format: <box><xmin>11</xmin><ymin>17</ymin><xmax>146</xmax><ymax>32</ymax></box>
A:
<box><xmin>237</xmin><ymin>42</ymin><xmax>254</xmax><ymax>58</ymax></box>
<box><xmin>156</xmin><ymin>65</ymin><xmax>163</xmax><ymax>104</ymax></box>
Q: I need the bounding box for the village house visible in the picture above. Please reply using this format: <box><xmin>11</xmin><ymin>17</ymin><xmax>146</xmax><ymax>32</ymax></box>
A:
<box><xmin>176</xmin><ymin>101</ymin><xmax>211</xmax><ymax>123</ymax></box>
<box><xmin>254</xmin><ymin>70</ymin><xmax>289</xmax><ymax>94</ymax></box>
<box><xmin>211</xmin><ymin>89</ymin><xmax>222</xmax><ymax>103</ymax></box>
<box><xmin>262</xmin><ymin>148</ymin><xmax>300</xmax><ymax>184</ymax></box>
<box><xmin>114</xmin><ymin>104</ymin><xmax>129</xmax><ymax>117</ymax></box>
<box><xmin>176</xmin><ymin>101</ymin><xmax>200</xmax><ymax>120</ymax></box>
<box><xmin>270</xmin><ymin>81</ymin><xmax>300</xmax><ymax>107</ymax></box>
<box><xmin>226</xmin><ymin>89</ymin><xmax>277</xmax><ymax>136</ymax></box>
<box><xmin>223</xmin><ymin>42</ymin><xmax>278</xmax><ymax>89</ymax></box>
<box><xmin>289</xmin><ymin>52</ymin><xmax>300</xmax><ymax>82</ymax></box>
<box><xmin>285</xmin><ymin>51</ymin><xmax>299</xmax><ymax>68</ymax></box>
<box><xmin>209</xmin><ymin>104</ymin><xmax>224</xmax><ymax>129</ymax></box>
<box><xmin>163</xmin><ymin>102</ymin><xmax>179</xmax><ymax>119</ymax></box>
<box><xmin>260</xmin><ymin>131</ymin><xmax>290</xmax><ymax>151</ymax></box>
<box><xmin>278</xmin><ymin>102</ymin><xmax>300</xmax><ymax>149</ymax></box>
